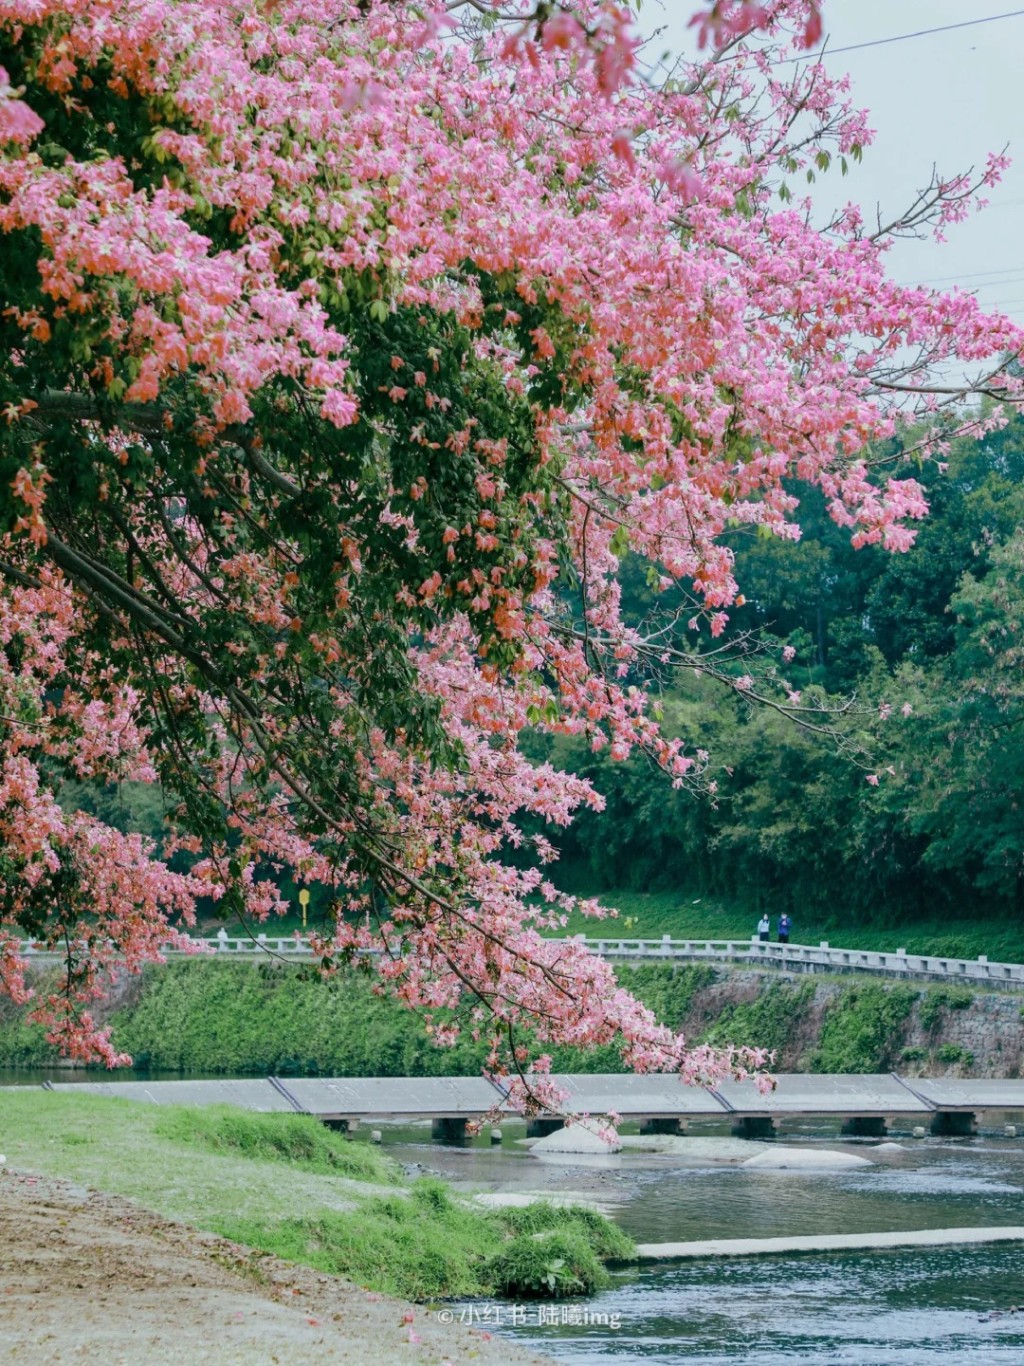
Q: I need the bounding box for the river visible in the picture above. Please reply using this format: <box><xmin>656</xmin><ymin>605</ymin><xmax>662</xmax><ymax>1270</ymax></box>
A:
<box><xmin>385</xmin><ymin>1118</ymin><xmax>1024</xmax><ymax>1365</ymax></box>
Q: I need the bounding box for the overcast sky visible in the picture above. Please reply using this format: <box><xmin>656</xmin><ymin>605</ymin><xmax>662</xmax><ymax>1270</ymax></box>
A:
<box><xmin>640</xmin><ymin>2</ymin><xmax>1024</xmax><ymax>320</ymax></box>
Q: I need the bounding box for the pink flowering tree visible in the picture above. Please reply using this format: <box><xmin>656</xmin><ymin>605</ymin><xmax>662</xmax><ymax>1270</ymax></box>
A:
<box><xmin>0</xmin><ymin>0</ymin><xmax>1019</xmax><ymax>1088</ymax></box>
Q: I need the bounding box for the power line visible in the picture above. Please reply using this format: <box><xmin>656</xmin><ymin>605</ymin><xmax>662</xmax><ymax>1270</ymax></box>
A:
<box><xmin>899</xmin><ymin>268</ymin><xmax>1024</xmax><ymax>288</ymax></box>
<box><xmin>973</xmin><ymin>279</ymin><xmax>1024</xmax><ymax>292</ymax></box>
<box><xmin>784</xmin><ymin>8</ymin><xmax>1024</xmax><ymax>61</ymax></box>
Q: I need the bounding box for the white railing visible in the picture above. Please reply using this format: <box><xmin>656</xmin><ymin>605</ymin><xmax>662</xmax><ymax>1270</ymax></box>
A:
<box><xmin>571</xmin><ymin>935</ymin><xmax>1024</xmax><ymax>988</ymax></box>
<box><xmin>18</xmin><ymin>932</ymin><xmax>1024</xmax><ymax>988</ymax></box>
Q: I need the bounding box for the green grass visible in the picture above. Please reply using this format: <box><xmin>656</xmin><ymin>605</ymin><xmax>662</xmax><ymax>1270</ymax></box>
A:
<box><xmin>222</xmin><ymin>1185</ymin><xmax>628</xmax><ymax>1301</ymax></box>
<box><xmin>0</xmin><ymin>959</ymin><xmax>715</xmax><ymax>1078</ymax></box>
<box><xmin>0</xmin><ymin>1091</ymin><xmax>399</xmax><ymax>1228</ymax></box>
<box><xmin>104</xmin><ymin>960</ymin><xmax>490</xmax><ymax>1076</ymax></box>
<box><xmin>918</xmin><ymin>986</ymin><xmax>974</xmax><ymax>1032</ymax></box>
<box><xmin>3</xmin><ymin>951</ymin><xmax>1011</xmax><ymax>1082</ymax></box>
<box><xmin>202</xmin><ymin>884</ymin><xmax>1024</xmax><ymax>961</ymax></box>
<box><xmin>5</xmin><ymin>885</ymin><xmax>1019</xmax><ymax>1082</ymax></box>
<box><xmin>487</xmin><ymin>1229</ymin><xmax>607</xmax><ymax>1297</ymax></box>
<box><xmin>0</xmin><ymin>1091</ymin><xmax>634</xmax><ymax>1300</ymax></box>
<box><xmin>224</xmin><ymin>1179</ymin><xmax>503</xmax><ymax>1300</ymax></box>
<box><xmin>153</xmin><ymin>1105</ymin><xmax>399</xmax><ymax>1182</ymax></box>
<box><xmin>935</xmin><ymin>1043</ymin><xmax>974</xmax><ymax>1068</ymax></box>
<box><xmin>702</xmin><ymin>980</ymin><xmax>816</xmax><ymax>1055</ymax></box>
<box><xmin>496</xmin><ymin>1199</ymin><xmax>635</xmax><ymax>1259</ymax></box>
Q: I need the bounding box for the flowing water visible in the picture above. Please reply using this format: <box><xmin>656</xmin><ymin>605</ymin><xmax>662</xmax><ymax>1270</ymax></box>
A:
<box><xmin>383</xmin><ymin>1119</ymin><xmax>1024</xmax><ymax>1365</ymax></box>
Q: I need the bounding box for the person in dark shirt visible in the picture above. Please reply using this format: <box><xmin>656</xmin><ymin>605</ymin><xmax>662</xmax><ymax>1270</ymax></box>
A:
<box><xmin>778</xmin><ymin>913</ymin><xmax>792</xmax><ymax>944</ymax></box>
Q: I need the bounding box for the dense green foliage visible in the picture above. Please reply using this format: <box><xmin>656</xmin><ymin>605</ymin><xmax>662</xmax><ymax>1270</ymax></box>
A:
<box><xmin>497</xmin><ymin>1200</ymin><xmax>635</xmax><ymax>1260</ymax></box>
<box><xmin>935</xmin><ymin>1043</ymin><xmax>974</xmax><ymax>1067</ymax></box>
<box><xmin>810</xmin><ymin>984</ymin><xmax>919</xmax><ymax>1073</ymax></box>
<box><xmin>702</xmin><ymin>981</ymin><xmax>816</xmax><ymax>1055</ymax></box>
<box><xmin>222</xmin><ymin>1185</ymin><xmax>626</xmax><ymax>1301</ymax></box>
<box><xmin>0</xmin><ymin>957</ymin><xmax>1011</xmax><ymax>1077</ymax></box>
<box><xmin>543</xmin><ymin>412</ymin><xmax>1024</xmax><ymax>934</ymax></box>
<box><xmin>486</xmin><ymin>1230</ymin><xmax>608</xmax><ymax>1298</ymax></box>
<box><xmin>108</xmin><ymin>961</ymin><xmax>485</xmax><ymax>1076</ymax></box>
<box><xmin>918</xmin><ymin>987</ymin><xmax>974</xmax><ymax>1033</ymax></box>
<box><xmin>98</xmin><ymin>961</ymin><xmax>714</xmax><ymax>1076</ymax></box>
<box><xmin>223</xmin><ymin>1186</ymin><xmax>495</xmax><ymax>1301</ymax></box>
<box><xmin>0</xmin><ymin>995</ymin><xmax>55</xmax><ymax>1067</ymax></box>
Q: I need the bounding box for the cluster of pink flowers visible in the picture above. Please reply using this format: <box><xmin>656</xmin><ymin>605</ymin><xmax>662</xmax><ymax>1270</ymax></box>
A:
<box><xmin>0</xmin><ymin>65</ymin><xmax>42</xmax><ymax>145</ymax></box>
<box><xmin>0</xmin><ymin>0</ymin><xmax>1019</xmax><ymax>1090</ymax></box>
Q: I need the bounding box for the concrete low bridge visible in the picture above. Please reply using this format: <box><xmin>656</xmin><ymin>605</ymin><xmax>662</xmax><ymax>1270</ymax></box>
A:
<box><xmin>34</xmin><ymin>1072</ymin><xmax>1024</xmax><ymax>1142</ymax></box>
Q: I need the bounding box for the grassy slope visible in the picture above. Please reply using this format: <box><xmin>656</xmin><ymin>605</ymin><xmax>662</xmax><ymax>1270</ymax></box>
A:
<box><xmin>0</xmin><ymin>1092</ymin><xmax>400</xmax><ymax>1229</ymax></box>
<box><xmin>0</xmin><ymin>1091</ymin><xmax>632</xmax><ymax>1300</ymax></box>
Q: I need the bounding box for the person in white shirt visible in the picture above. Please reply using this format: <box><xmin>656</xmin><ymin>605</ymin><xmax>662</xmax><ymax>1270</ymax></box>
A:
<box><xmin>756</xmin><ymin>914</ymin><xmax>770</xmax><ymax>942</ymax></box>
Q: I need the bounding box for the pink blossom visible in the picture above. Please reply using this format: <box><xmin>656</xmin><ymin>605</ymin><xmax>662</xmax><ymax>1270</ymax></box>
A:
<box><xmin>0</xmin><ymin>66</ymin><xmax>43</xmax><ymax>145</ymax></box>
<box><xmin>0</xmin><ymin>0</ymin><xmax>1017</xmax><ymax>1079</ymax></box>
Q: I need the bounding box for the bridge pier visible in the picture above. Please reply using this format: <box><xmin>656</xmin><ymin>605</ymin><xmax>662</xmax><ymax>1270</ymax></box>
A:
<box><xmin>931</xmin><ymin>1111</ymin><xmax>976</xmax><ymax>1137</ymax></box>
<box><xmin>841</xmin><ymin>1116</ymin><xmax>887</xmax><ymax>1138</ymax></box>
<box><xmin>431</xmin><ymin>1117</ymin><xmax>470</xmax><ymax>1143</ymax></box>
<box><xmin>732</xmin><ymin>1117</ymin><xmax>775</xmax><ymax>1140</ymax></box>
<box><xmin>527</xmin><ymin>1117</ymin><xmax>565</xmax><ymax>1138</ymax></box>
<box><xmin>641</xmin><ymin>1117</ymin><xmax>685</xmax><ymax>1136</ymax></box>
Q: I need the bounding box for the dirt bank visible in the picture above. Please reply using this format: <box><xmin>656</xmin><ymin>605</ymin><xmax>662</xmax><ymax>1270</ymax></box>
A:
<box><xmin>0</xmin><ymin>1170</ymin><xmax>552</xmax><ymax>1366</ymax></box>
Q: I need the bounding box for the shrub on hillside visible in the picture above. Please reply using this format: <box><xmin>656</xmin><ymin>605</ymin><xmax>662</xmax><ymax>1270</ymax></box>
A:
<box><xmin>810</xmin><ymin>985</ymin><xmax>918</xmax><ymax>1073</ymax></box>
<box><xmin>919</xmin><ymin>987</ymin><xmax>973</xmax><ymax>1033</ymax></box>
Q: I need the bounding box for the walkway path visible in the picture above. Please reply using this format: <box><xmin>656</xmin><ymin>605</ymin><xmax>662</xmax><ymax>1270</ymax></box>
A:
<box><xmin>26</xmin><ymin>932</ymin><xmax>1019</xmax><ymax>990</ymax></box>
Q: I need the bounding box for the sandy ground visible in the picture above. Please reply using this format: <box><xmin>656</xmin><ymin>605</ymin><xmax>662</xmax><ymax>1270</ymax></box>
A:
<box><xmin>0</xmin><ymin>1170</ymin><xmax>554</xmax><ymax>1366</ymax></box>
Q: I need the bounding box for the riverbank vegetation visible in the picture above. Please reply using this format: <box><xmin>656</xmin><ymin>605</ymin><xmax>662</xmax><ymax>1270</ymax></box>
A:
<box><xmin>0</xmin><ymin>1091</ymin><xmax>631</xmax><ymax>1300</ymax></box>
<box><xmin>3</xmin><ymin>961</ymin><xmax>1018</xmax><ymax>1078</ymax></box>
